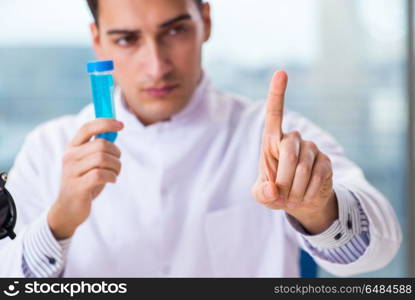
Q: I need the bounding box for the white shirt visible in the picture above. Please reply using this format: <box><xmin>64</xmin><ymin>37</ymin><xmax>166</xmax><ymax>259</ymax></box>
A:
<box><xmin>0</xmin><ymin>76</ymin><xmax>402</xmax><ymax>277</ymax></box>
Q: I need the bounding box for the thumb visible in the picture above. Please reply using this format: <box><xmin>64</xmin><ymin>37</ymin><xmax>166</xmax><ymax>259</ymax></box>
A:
<box><xmin>262</xmin><ymin>181</ymin><xmax>280</xmax><ymax>202</ymax></box>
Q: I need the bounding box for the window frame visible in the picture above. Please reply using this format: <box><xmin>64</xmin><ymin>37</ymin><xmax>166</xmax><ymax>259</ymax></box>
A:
<box><xmin>407</xmin><ymin>0</ymin><xmax>415</xmax><ymax>277</ymax></box>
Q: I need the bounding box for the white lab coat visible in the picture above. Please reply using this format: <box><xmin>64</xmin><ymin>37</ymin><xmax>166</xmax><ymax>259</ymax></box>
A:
<box><xmin>0</xmin><ymin>78</ymin><xmax>401</xmax><ymax>277</ymax></box>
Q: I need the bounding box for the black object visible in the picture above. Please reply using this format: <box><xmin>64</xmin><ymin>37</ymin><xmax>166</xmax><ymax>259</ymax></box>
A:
<box><xmin>0</xmin><ymin>172</ymin><xmax>17</xmax><ymax>240</ymax></box>
<box><xmin>46</xmin><ymin>255</ymin><xmax>56</xmax><ymax>265</ymax></box>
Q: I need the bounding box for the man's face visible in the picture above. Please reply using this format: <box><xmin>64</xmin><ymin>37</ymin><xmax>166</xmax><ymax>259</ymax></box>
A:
<box><xmin>91</xmin><ymin>0</ymin><xmax>211</xmax><ymax>125</ymax></box>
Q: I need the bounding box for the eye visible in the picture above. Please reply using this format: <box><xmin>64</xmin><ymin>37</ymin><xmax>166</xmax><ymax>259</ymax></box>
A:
<box><xmin>115</xmin><ymin>35</ymin><xmax>139</xmax><ymax>47</ymax></box>
<box><xmin>167</xmin><ymin>25</ymin><xmax>187</xmax><ymax>36</ymax></box>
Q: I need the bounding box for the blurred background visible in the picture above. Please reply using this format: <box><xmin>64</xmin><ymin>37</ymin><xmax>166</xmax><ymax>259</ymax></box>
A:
<box><xmin>0</xmin><ymin>0</ymin><xmax>412</xmax><ymax>277</ymax></box>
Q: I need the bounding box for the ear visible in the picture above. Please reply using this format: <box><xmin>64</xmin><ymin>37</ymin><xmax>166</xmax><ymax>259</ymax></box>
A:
<box><xmin>90</xmin><ymin>23</ymin><xmax>104</xmax><ymax>59</ymax></box>
<box><xmin>201</xmin><ymin>3</ymin><xmax>212</xmax><ymax>42</ymax></box>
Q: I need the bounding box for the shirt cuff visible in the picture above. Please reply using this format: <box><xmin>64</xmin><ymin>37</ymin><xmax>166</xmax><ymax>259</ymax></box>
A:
<box><xmin>286</xmin><ymin>184</ymin><xmax>366</xmax><ymax>250</ymax></box>
<box><xmin>22</xmin><ymin>212</ymin><xmax>71</xmax><ymax>278</ymax></box>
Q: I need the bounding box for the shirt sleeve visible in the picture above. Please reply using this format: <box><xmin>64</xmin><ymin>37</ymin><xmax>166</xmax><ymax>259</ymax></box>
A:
<box><xmin>286</xmin><ymin>184</ymin><xmax>370</xmax><ymax>264</ymax></box>
<box><xmin>21</xmin><ymin>213</ymin><xmax>71</xmax><ymax>278</ymax></box>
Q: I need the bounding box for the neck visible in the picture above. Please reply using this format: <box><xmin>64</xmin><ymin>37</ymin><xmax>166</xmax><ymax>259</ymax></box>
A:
<box><xmin>120</xmin><ymin>98</ymin><xmax>171</xmax><ymax>126</ymax></box>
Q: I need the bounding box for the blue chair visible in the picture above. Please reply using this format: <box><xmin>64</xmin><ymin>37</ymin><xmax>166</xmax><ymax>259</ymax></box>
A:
<box><xmin>300</xmin><ymin>250</ymin><xmax>318</xmax><ymax>278</ymax></box>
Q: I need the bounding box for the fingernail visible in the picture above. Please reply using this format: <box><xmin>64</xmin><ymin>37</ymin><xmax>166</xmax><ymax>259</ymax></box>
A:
<box><xmin>117</xmin><ymin>121</ymin><xmax>124</xmax><ymax>129</ymax></box>
<box><xmin>287</xmin><ymin>202</ymin><xmax>297</xmax><ymax>209</ymax></box>
<box><xmin>264</xmin><ymin>183</ymin><xmax>275</xmax><ymax>199</ymax></box>
<box><xmin>279</xmin><ymin>195</ymin><xmax>286</xmax><ymax>202</ymax></box>
<box><xmin>275</xmin><ymin>70</ymin><xmax>285</xmax><ymax>80</ymax></box>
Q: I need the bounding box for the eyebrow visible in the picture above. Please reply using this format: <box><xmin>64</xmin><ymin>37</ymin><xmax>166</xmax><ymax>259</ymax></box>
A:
<box><xmin>160</xmin><ymin>13</ymin><xmax>191</xmax><ymax>28</ymax></box>
<box><xmin>106</xmin><ymin>13</ymin><xmax>192</xmax><ymax>35</ymax></box>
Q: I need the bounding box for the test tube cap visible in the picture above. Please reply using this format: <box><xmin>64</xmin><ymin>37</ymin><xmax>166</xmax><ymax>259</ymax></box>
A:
<box><xmin>87</xmin><ymin>60</ymin><xmax>114</xmax><ymax>73</ymax></box>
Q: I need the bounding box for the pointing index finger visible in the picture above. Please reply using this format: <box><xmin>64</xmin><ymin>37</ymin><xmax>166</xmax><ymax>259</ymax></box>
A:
<box><xmin>264</xmin><ymin>70</ymin><xmax>288</xmax><ymax>139</ymax></box>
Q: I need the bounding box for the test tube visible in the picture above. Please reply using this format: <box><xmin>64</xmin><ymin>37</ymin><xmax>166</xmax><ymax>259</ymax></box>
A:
<box><xmin>87</xmin><ymin>60</ymin><xmax>118</xmax><ymax>143</ymax></box>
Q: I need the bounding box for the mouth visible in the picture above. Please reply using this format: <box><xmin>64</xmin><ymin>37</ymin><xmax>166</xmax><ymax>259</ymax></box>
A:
<box><xmin>143</xmin><ymin>84</ymin><xmax>179</xmax><ymax>98</ymax></box>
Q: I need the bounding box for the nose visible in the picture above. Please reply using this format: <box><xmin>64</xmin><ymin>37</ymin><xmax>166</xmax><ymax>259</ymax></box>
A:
<box><xmin>142</xmin><ymin>41</ymin><xmax>173</xmax><ymax>81</ymax></box>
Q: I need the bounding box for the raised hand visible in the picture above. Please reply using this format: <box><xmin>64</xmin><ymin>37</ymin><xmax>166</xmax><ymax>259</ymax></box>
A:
<box><xmin>252</xmin><ymin>71</ymin><xmax>338</xmax><ymax>234</ymax></box>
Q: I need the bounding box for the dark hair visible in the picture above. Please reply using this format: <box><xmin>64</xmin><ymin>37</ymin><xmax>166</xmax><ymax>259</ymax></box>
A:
<box><xmin>86</xmin><ymin>0</ymin><xmax>203</xmax><ymax>24</ymax></box>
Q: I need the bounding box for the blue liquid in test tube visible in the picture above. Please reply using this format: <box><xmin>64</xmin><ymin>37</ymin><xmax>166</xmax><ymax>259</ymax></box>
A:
<box><xmin>87</xmin><ymin>60</ymin><xmax>117</xmax><ymax>143</ymax></box>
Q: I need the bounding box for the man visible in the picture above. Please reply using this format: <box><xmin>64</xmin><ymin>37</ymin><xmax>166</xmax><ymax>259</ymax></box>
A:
<box><xmin>0</xmin><ymin>0</ymin><xmax>401</xmax><ymax>277</ymax></box>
